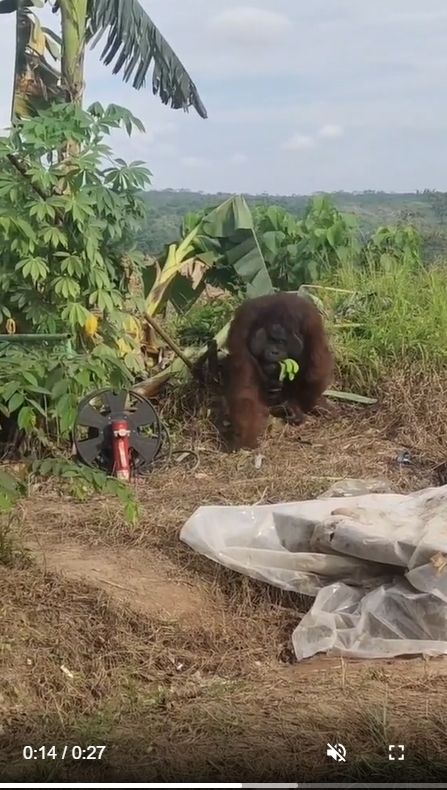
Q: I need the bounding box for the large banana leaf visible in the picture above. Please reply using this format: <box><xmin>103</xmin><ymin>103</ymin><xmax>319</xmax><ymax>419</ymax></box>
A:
<box><xmin>202</xmin><ymin>196</ymin><xmax>274</xmax><ymax>296</ymax></box>
<box><xmin>87</xmin><ymin>0</ymin><xmax>207</xmax><ymax>118</ymax></box>
<box><xmin>144</xmin><ymin>195</ymin><xmax>274</xmax><ymax>316</ymax></box>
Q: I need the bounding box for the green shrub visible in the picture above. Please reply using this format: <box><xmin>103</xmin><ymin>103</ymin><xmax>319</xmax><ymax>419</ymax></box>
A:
<box><xmin>0</xmin><ymin>101</ymin><xmax>151</xmax><ymax>444</ymax></box>
<box><xmin>0</xmin><ymin>101</ymin><xmax>150</xmax><ymax>337</ymax></box>
<box><xmin>254</xmin><ymin>197</ymin><xmax>359</xmax><ymax>290</ymax></box>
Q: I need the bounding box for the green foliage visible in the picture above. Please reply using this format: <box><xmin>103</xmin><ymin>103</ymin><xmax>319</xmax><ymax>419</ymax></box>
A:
<box><xmin>181</xmin><ymin>195</ymin><xmax>273</xmax><ymax>300</ymax></box>
<box><xmin>32</xmin><ymin>458</ymin><xmax>139</xmax><ymax>525</ymax></box>
<box><xmin>147</xmin><ymin>195</ymin><xmax>361</xmax><ymax>308</ymax></box>
<box><xmin>0</xmin><ymin>101</ymin><xmax>152</xmax><ymax>442</ymax></box>
<box><xmin>174</xmin><ymin>296</ymin><xmax>241</xmax><ymax>346</ymax></box>
<box><xmin>362</xmin><ymin>224</ymin><xmax>421</xmax><ymax>270</ymax></box>
<box><xmin>135</xmin><ymin>188</ymin><xmax>447</xmax><ymax>265</ymax></box>
<box><xmin>0</xmin><ymin>467</ymin><xmax>25</xmax><ymax>514</ymax></box>
<box><xmin>254</xmin><ymin>197</ymin><xmax>359</xmax><ymax>290</ymax></box>
<box><xmin>144</xmin><ymin>195</ymin><xmax>274</xmax><ymax>314</ymax></box>
<box><xmin>144</xmin><ymin>193</ymin><xmax>431</xmax><ymax>395</ymax></box>
<box><xmin>0</xmin><ymin>101</ymin><xmax>150</xmax><ymax>337</ymax></box>
<box><xmin>88</xmin><ymin>0</ymin><xmax>207</xmax><ymax>117</ymax></box>
<box><xmin>0</xmin><ymin>341</ymin><xmax>134</xmax><ymax>443</ymax></box>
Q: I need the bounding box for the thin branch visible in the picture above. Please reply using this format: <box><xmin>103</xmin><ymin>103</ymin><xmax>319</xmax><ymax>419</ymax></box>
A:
<box><xmin>7</xmin><ymin>153</ymin><xmax>49</xmax><ymax>201</ymax></box>
<box><xmin>145</xmin><ymin>314</ymin><xmax>194</xmax><ymax>370</ymax></box>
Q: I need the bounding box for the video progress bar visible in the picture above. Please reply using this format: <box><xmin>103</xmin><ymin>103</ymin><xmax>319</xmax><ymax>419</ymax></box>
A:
<box><xmin>242</xmin><ymin>785</ymin><xmax>447</xmax><ymax>789</ymax></box>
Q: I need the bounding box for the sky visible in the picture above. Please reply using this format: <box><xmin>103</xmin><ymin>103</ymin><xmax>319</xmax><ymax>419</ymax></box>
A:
<box><xmin>2</xmin><ymin>0</ymin><xmax>447</xmax><ymax>194</ymax></box>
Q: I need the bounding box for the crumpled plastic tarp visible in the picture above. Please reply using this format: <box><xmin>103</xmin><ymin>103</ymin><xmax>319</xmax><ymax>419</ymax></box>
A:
<box><xmin>180</xmin><ymin>482</ymin><xmax>447</xmax><ymax>660</ymax></box>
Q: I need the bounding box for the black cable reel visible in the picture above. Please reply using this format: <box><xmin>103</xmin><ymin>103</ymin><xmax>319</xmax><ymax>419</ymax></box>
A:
<box><xmin>73</xmin><ymin>388</ymin><xmax>168</xmax><ymax>476</ymax></box>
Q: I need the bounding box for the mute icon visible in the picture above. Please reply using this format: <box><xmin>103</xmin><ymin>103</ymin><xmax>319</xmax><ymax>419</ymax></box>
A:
<box><xmin>326</xmin><ymin>743</ymin><xmax>346</xmax><ymax>762</ymax></box>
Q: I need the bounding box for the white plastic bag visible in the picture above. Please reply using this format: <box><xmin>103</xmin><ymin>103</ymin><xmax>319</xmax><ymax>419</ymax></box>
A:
<box><xmin>180</xmin><ymin>483</ymin><xmax>447</xmax><ymax>660</ymax></box>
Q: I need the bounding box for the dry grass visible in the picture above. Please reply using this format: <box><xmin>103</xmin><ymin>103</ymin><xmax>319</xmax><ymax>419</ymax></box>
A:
<box><xmin>2</xmin><ymin>375</ymin><xmax>447</xmax><ymax>782</ymax></box>
<box><xmin>378</xmin><ymin>369</ymin><xmax>447</xmax><ymax>464</ymax></box>
<box><xmin>3</xmin><ymin>564</ymin><xmax>447</xmax><ymax>782</ymax></box>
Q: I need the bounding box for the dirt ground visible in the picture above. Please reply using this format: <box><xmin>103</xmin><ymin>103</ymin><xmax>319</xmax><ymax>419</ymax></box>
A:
<box><xmin>2</xmin><ymin>399</ymin><xmax>447</xmax><ymax>783</ymax></box>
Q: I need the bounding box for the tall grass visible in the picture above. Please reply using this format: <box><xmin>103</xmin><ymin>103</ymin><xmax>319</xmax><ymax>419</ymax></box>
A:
<box><xmin>326</xmin><ymin>257</ymin><xmax>447</xmax><ymax>391</ymax></box>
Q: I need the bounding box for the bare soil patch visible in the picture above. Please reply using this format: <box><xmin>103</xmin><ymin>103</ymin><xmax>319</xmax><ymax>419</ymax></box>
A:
<box><xmin>28</xmin><ymin>539</ymin><xmax>213</xmax><ymax>623</ymax></box>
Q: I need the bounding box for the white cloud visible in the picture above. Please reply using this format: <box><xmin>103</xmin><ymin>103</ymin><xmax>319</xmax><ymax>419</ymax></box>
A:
<box><xmin>318</xmin><ymin>124</ymin><xmax>344</xmax><ymax>139</ymax></box>
<box><xmin>180</xmin><ymin>156</ymin><xmax>208</xmax><ymax>168</ymax></box>
<box><xmin>210</xmin><ymin>6</ymin><xmax>292</xmax><ymax>47</ymax></box>
<box><xmin>282</xmin><ymin>133</ymin><xmax>316</xmax><ymax>151</ymax></box>
<box><xmin>282</xmin><ymin>125</ymin><xmax>343</xmax><ymax>154</ymax></box>
<box><xmin>229</xmin><ymin>152</ymin><xmax>248</xmax><ymax>165</ymax></box>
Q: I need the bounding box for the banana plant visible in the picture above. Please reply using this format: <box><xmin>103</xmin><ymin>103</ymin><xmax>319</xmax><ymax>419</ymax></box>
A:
<box><xmin>143</xmin><ymin>195</ymin><xmax>274</xmax><ymax>318</ymax></box>
<box><xmin>1</xmin><ymin>0</ymin><xmax>207</xmax><ymax>118</ymax></box>
<box><xmin>144</xmin><ymin>223</ymin><xmax>204</xmax><ymax>318</ymax></box>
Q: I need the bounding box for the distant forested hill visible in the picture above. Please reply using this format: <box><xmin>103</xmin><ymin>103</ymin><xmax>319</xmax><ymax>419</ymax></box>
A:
<box><xmin>137</xmin><ymin>188</ymin><xmax>447</xmax><ymax>260</ymax></box>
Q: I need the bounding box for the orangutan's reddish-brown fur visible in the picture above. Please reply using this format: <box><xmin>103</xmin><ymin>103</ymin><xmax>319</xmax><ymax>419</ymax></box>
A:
<box><xmin>225</xmin><ymin>293</ymin><xmax>333</xmax><ymax>449</ymax></box>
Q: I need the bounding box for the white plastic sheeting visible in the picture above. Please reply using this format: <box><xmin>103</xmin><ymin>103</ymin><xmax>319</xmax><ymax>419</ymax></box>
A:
<box><xmin>180</xmin><ymin>483</ymin><xmax>447</xmax><ymax>660</ymax></box>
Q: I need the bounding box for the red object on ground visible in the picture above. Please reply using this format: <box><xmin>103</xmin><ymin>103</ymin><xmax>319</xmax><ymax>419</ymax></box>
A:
<box><xmin>111</xmin><ymin>419</ymin><xmax>131</xmax><ymax>481</ymax></box>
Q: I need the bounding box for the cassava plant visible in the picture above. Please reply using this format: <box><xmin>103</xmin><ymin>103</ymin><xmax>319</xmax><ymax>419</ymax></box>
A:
<box><xmin>0</xmin><ymin>100</ymin><xmax>151</xmax><ymax>444</ymax></box>
<box><xmin>0</xmin><ymin>100</ymin><xmax>150</xmax><ymax>340</ymax></box>
<box><xmin>0</xmin><ymin>341</ymin><xmax>135</xmax><ymax>444</ymax></box>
